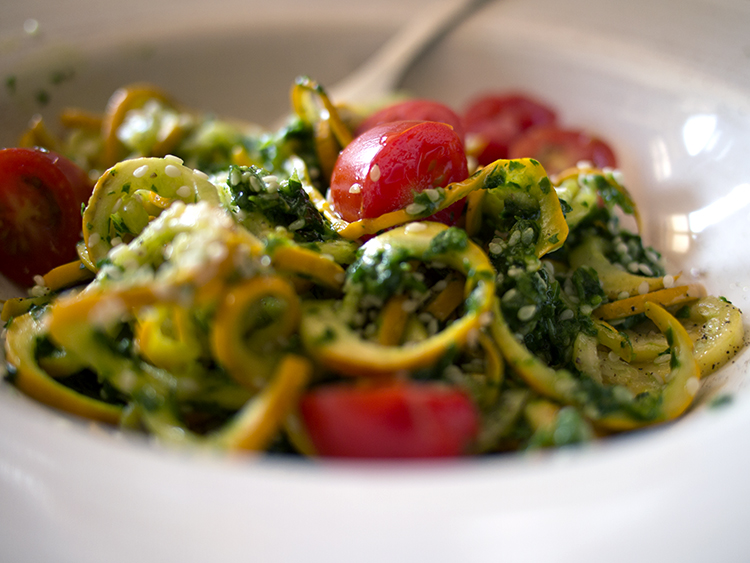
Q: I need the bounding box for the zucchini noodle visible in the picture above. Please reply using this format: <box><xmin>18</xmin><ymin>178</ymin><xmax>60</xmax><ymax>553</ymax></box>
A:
<box><xmin>1</xmin><ymin>79</ymin><xmax>745</xmax><ymax>457</ymax></box>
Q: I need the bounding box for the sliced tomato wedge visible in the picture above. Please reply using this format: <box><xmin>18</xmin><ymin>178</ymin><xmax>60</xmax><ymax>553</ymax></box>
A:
<box><xmin>462</xmin><ymin>93</ymin><xmax>557</xmax><ymax>165</ymax></box>
<box><xmin>329</xmin><ymin>120</ymin><xmax>468</xmax><ymax>224</ymax></box>
<box><xmin>0</xmin><ymin>148</ymin><xmax>93</xmax><ymax>286</ymax></box>
<box><xmin>299</xmin><ymin>381</ymin><xmax>479</xmax><ymax>458</ymax></box>
<box><xmin>508</xmin><ymin>125</ymin><xmax>617</xmax><ymax>176</ymax></box>
<box><xmin>355</xmin><ymin>99</ymin><xmax>465</xmax><ymax>145</ymax></box>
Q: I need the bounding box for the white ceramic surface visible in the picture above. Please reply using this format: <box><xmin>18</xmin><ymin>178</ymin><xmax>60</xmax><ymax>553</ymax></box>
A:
<box><xmin>2</xmin><ymin>0</ymin><xmax>750</xmax><ymax>561</ymax></box>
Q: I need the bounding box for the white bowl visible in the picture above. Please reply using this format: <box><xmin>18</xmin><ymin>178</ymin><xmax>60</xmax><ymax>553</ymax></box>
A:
<box><xmin>2</xmin><ymin>1</ymin><xmax>750</xmax><ymax>561</ymax></box>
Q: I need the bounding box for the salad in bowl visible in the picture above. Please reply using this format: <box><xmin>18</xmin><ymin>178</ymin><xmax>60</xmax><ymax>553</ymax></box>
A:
<box><xmin>1</xmin><ymin>76</ymin><xmax>743</xmax><ymax>458</ymax></box>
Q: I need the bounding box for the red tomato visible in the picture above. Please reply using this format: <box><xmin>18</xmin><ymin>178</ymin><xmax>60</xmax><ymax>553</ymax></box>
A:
<box><xmin>462</xmin><ymin>93</ymin><xmax>557</xmax><ymax>165</ymax></box>
<box><xmin>355</xmin><ymin>99</ymin><xmax>465</xmax><ymax>145</ymax></box>
<box><xmin>329</xmin><ymin>120</ymin><xmax>468</xmax><ymax>224</ymax></box>
<box><xmin>299</xmin><ymin>382</ymin><xmax>479</xmax><ymax>458</ymax></box>
<box><xmin>508</xmin><ymin>126</ymin><xmax>617</xmax><ymax>176</ymax></box>
<box><xmin>0</xmin><ymin>148</ymin><xmax>93</xmax><ymax>286</ymax></box>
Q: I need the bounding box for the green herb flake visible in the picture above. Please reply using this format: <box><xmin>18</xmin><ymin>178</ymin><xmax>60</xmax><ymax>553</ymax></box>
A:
<box><xmin>316</xmin><ymin>327</ymin><xmax>337</xmax><ymax>345</ymax></box>
<box><xmin>424</xmin><ymin>227</ymin><xmax>468</xmax><ymax>259</ymax></box>
<box><xmin>35</xmin><ymin>89</ymin><xmax>50</xmax><ymax>106</ymax></box>
<box><xmin>538</xmin><ymin>176</ymin><xmax>552</xmax><ymax>195</ymax></box>
<box><xmin>5</xmin><ymin>75</ymin><xmax>16</xmax><ymax>94</ymax></box>
<box><xmin>50</xmin><ymin>68</ymin><xmax>75</xmax><ymax>85</ymax></box>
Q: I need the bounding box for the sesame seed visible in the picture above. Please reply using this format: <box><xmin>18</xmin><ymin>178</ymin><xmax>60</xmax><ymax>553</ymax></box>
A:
<box><xmin>432</xmin><ymin>280</ymin><xmax>448</xmax><ymax>292</ymax></box>
<box><xmin>88</xmin><ymin>233</ymin><xmax>101</xmax><ymax>246</ymax></box>
<box><xmin>133</xmin><ymin>165</ymin><xmax>149</xmax><ymax>178</ymax></box>
<box><xmin>663</xmin><ymin>275</ymin><xmax>675</xmax><ymax>288</ymax></box>
<box><xmin>193</xmin><ymin>169</ymin><xmax>208</xmax><ymax>179</ymax></box>
<box><xmin>229</xmin><ymin>169</ymin><xmax>241</xmax><ymax>186</ymax></box>
<box><xmin>110</xmin><ymin>237</ymin><xmax>122</xmax><ymax>247</ymax></box>
<box><xmin>559</xmin><ymin>309</ymin><xmax>574</xmax><ymax>321</ymax></box>
<box><xmin>29</xmin><ymin>285</ymin><xmax>49</xmax><ymax>298</ymax></box>
<box><xmin>517</xmin><ymin>304</ymin><xmax>537</xmax><ymax>321</ymax></box>
<box><xmin>418</xmin><ymin>312</ymin><xmax>433</xmax><ymax>323</ymax></box>
<box><xmin>627</xmin><ymin>262</ymin><xmax>640</xmax><ymax>273</ymax></box>
<box><xmin>618</xmin><ymin>291</ymin><xmax>630</xmax><ymax>300</ymax></box>
<box><xmin>164</xmin><ymin>164</ymin><xmax>181</xmax><ymax>178</ymax></box>
<box><xmin>521</xmin><ymin>227</ymin><xmax>535</xmax><ymax>246</ymax></box>
<box><xmin>502</xmin><ymin>288</ymin><xmax>518</xmax><ymax>303</ymax></box>
<box><xmin>349</xmin><ymin>183</ymin><xmax>362</xmax><ymax>194</ymax></box>
<box><xmin>405</xmin><ymin>203</ymin><xmax>426</xmax><ymax>215</ymax></box>
<box><xmin>443</xmin><ymin>365</ymin><xmax>464</xmax><ymax>380</ymax></box>
<box><xmin>176</xmin><ymin>185</ymin><xmax>191</xmax><ymax>198</ymax></box>
<box><xmin>401</xmin><ymin>300</ymin><xmax>418</xmax><ymax>313</ymax></box>
<box><xmin>33</xmin><ymin>275</ymin><xmax>45</xmax><ymax>286</ymax></box>
<box><xmin>404</xmin><ymin>222</ymin><xmax>427</xmax><ymax>234</ymax></box>
<box><xmin>164</xmin><ymin>154</ymin><xmax>184</xmax><ymax>165</ymax></box>
<box><xmin>424</xmin><ymin>188</ymin><xmax>440</xmax><ymax>202</ymax></box>
<box><xmin>508</xmin><ymin>231</ymin><xmax>521</xmax><ymax>247</ymax></box>
<box><xmin>686</xmin><ymin>377</ymin><xmax>700</xmax><ymax>396</ymax></box>
<box><xmin>288</xmin><ymin>218</ymin><xmax>306</xmax><ymax>231</ymax></box>
<box><xmin>262</xmin><ymin>176</ymin><xmax>280</xmax><ymax>191</ymax></box>
<box><xmin>638</xmin><ymin>281</ymin><xmax>650</xmax><ymax>295</ymax></box>
<box><xmin>488</xmin><ymin>242</ymin><xmax>503</xmax><ymax>255</ymax></box>
<box><xmin>369</xmin><ymin>164</ymin><xmax>381</xmax><ymax>182</ymax></box>
<box><xmin>639</xmin><ymin>264</ymin><xmax>654</xmax><ymax>276</ymax></box>
<box><xmin>612</xmin><ymin>386</ymin><xmax>634</xmax><ymax>402</ymax></box>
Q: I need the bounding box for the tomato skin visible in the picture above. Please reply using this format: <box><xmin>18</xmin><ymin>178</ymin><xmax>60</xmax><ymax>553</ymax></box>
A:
<box><xmin>508</xmin><ymin>125</ymin><xmax>617</xmax><ymax>176</ymax></box>
<box><xmin>299</xmin><ymin>382</ymin><xmax>479</xmax><ymax>458</ymax></box>
<box><xmin>0</xmin><ymin>148</ymin><xmax>93</xmax><ymax>286</ymax></box>
<box><xmin>329</xmin><ymin>120</ymin><xmax>468</xmax><ymax>224</ymax></box>
<box><xmin>355</xmin><ymin>99</ymin><xmax>465</xmax><ymax>145</ymax></box>
<box><xmin>462</xmin><ymin>93</ymin><xmax>557</xmax><ymax>165</ymax></box>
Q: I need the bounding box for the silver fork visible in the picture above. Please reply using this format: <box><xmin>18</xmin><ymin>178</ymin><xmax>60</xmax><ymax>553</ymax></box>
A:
<box><xmin>328</xmin><ymin>0</ymin><xmax>493</xmax><ymax>104</ymax></box>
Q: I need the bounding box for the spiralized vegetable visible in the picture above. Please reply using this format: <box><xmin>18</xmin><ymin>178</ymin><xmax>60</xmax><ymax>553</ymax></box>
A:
<box><xmin>1</xmin><ymin>78</ymin><xmax>745</xmax><ymax>457</ymax></box>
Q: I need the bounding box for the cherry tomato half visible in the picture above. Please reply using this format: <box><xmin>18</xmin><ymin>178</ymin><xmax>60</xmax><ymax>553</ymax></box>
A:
<box><xmin>299</xmin><ymin>382</ymin><xmax>479</xmax><ymax>458</ymax></box>
<box><xmin>355</xmin><ymin>99</ymin><xmax>465</xmax><ymax>145</ymax></box>
<box><xmin>462</xmin><ymin>93</ymin><xmax>557</xmax><ymax>165</ymax></box>
<box><xmin>329</xmin><ymin>120</ymin><xmax>468</xmax><ymax>224</ymax></box>
<box><xmin>0</xmin><ymin>148</ymin><xmax>93</xmax><ymax>286</ymax></box>
<box><xmin>508</xmin><ymin>125</ymin><xmax>617</xmax><ymax>176</ymax></box>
